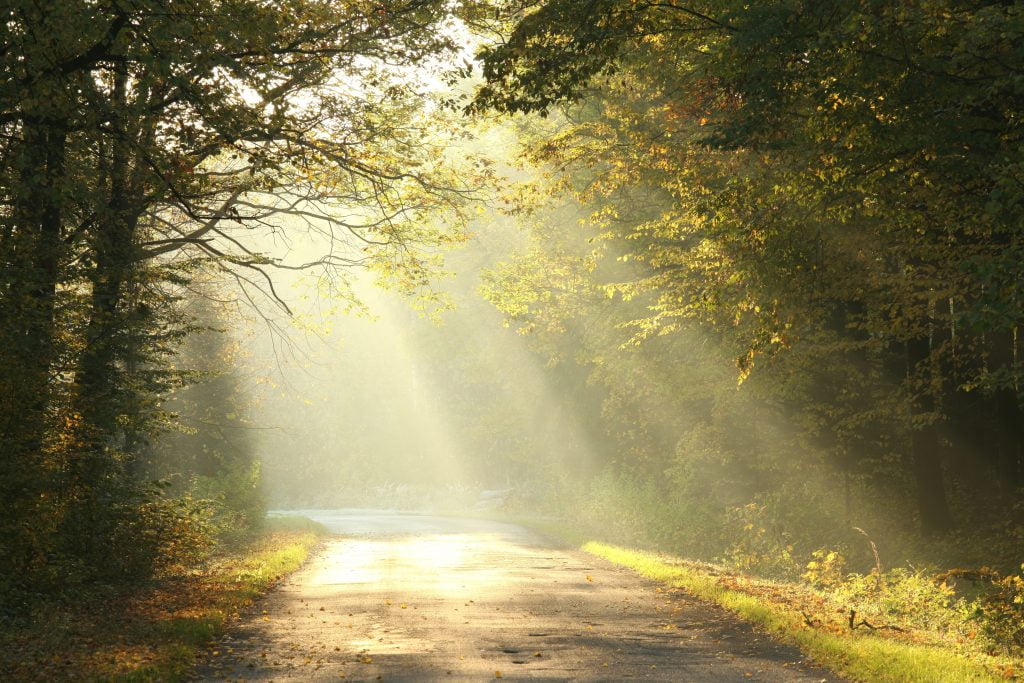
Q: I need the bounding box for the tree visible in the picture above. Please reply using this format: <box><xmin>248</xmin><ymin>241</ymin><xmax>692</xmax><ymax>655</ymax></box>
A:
<box><xmin>1</xmin><ymin>0</ymin><xmax>479</xmax><ymax>594</ymax></box>
<box><xmin>471</xmin><ymin>0</ymin><xmax>1024</xmax><ymax>534</ymax></box>
<box><xmin>147</xmin><ymin>291</ymin><xmax>265</xmax><ymax>537</ymax></box>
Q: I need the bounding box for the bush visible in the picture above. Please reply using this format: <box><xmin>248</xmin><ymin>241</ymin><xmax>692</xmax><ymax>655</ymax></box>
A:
<box><xmin>569</xmin><ymin>469</ymin><xmax>721</xmax><ymax>556</ymax></box>
<box><xmin>191</xmin><ymin>459</ymin><xmax>266</xmax><ymax>544</ymax></box>
<box><xmin>974</xmin><ymin>564</ymin><xmax>1024</xmax><ymax>655</ymax></box>
<box><xmin>938</xmin><ymin>565</ymin><xmax>1024</xmax><ymax>656</ymax></box>
<box><xmin>721</xmin><ymin>500</ymin><xmax>800</xmax><ymax>579</ymax></box>
<box><xmin>802</xmin><ymin>548</ymin><xmax>847</xmax><ymax>590</ymax></box>
<box><xmin>106</xmin><ymin>489</ymin><xmax>217</xmax><ymax>580</ymax></box>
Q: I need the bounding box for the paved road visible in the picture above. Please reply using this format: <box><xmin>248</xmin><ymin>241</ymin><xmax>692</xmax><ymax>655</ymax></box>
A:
<box><xmin>194</xmin><ymin>510</ymin><xmax>839</xmax><ymax>681</ymax></box>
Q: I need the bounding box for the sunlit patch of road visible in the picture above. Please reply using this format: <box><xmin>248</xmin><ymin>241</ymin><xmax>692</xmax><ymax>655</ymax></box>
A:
<box><xmin>194</xmin><ymin>510</ymin><xmax>840</xmax><ymax>681</ymax></box>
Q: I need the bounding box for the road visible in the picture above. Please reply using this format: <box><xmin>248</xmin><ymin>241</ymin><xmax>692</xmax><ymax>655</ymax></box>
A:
<box><xmin>194</xmin><ymin>510</ymin><xmax>838</xmax><ymax>681</ymax></box>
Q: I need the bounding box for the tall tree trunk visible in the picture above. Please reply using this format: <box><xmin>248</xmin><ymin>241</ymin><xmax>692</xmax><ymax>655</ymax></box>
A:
<box><xmin>905</xmin><ymin>335</ymin><xmax>954</xmax><ymax>534</ymax></box>
<box><xmin>65</xmin><ymin>69</ymin><xmax>142</xmax><ymax>565</ymax></box>
<box><xmin>0</xmin><ymin>120</ymin><xmax>68</xmax><ymax>581</ymax></box>
<box><xmin>63</xmin><ymin>208</ymin><xmax>139</xmax><ymax>569</ymax></box>
<box><xmin>989</xmin><ymin>329</ymin><xmax>1023</xmax><ymax>492</ymax></box>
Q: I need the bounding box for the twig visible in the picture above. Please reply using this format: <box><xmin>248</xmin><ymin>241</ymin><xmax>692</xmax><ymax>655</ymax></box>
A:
<box><xmin>848</xmin><ymin>609</ymin><xmax>905</xmax><ymax>632</ymax></box>
<box><xmin>852</xmin><ymin>526</ymin><xmax>883</xmax><ymax>588</ymax></box>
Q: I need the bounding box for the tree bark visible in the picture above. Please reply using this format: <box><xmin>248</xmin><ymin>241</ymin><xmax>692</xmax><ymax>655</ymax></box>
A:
<box><xmin>989</xmin><ymin>329</ymin><xmax>1022</xmax><ymax>491</ymax></box>
<box><xmin>0</xmin><ymin>120</ymin><xmax>69</xmax><ymax>578</ymax></box>
<box><xmin>65</xmin><ymin>69</ymin><xmax>144</xmax><ymax>564</ymax></box>
<box><xmin>905</xmin><ymin>335</ymin><xmax>954</xmax><ymax>534</ymax></box>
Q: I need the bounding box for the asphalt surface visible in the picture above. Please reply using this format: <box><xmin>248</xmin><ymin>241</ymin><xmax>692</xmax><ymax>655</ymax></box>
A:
<box><xmin>193</xmin><ymin>510</ymin><xmax>840</xmax><ymax>681</ymax></box>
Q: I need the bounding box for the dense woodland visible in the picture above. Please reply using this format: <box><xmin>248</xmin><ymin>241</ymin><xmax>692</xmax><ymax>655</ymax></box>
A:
<box><xmin>0</xmin><ymin>0</ymin><xmax>481</xmax><ymax>602</ymax></box>
<box><xmin>2</xmin><ymin>0</ymin><xmax>1023</xmax><ymax>653</ymax></box>
<box><xmin>471</xmin><ymin>0</ymin><xmax>1024</xmax><ymax>558</ymax></box>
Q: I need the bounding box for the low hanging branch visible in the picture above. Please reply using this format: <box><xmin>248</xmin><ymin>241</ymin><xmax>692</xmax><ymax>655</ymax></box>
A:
<box><xmin>848</xmin><ymin>609</ymin><xmax>905</xmax><ymax>633</ymax></box>
<box><xmin>800</xmin><ymin>609</ymin><xmax>904</xmax><ymax>633</ymax></box>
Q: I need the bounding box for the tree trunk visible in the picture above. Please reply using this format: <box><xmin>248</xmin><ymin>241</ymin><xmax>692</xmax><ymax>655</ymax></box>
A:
<box><xmin>905</xmin><ymin>335</ymin><xmax>954</xmax><ymax>534</ymax></box>
<box><xmin>989</xmin><ymin>329</ymin><xmax>1022</xmax><ymax>492</ymax></box>
<box><xmin>0</xmin><ymin>120</ymin><xmax>69</xmax><ymax>580</ymax></box>
<box><xmin>65</xmin><ymin>69</ymin><xmax>144</xmax><ymax>565</ymax></box>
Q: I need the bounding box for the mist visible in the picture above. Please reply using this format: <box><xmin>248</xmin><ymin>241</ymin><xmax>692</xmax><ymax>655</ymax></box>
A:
<box><xmin>239</xmin><ymin>198</ymin><xmax>600</xmax><ymax>512</ymax></box>
<box><xmin>5</xmin><ymin>3</ymin><xmax>1023</xmax><ymax>678</ymax></box>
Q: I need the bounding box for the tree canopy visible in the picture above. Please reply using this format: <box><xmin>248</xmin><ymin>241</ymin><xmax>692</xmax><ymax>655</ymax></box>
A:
<box><xmin>0</xmin><ymin>0</ymin><xmax>479</xmax><ymax>598</ymax></box>
<box><xmin>471</xmin><ymin>0</ymin><xmax>1024</xmax><ymax>538</ymax></box>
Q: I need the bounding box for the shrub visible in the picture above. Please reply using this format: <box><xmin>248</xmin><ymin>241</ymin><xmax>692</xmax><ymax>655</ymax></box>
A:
<box><xmin>938</xmin><ymin>565</ymin><xmax>1024</xmax><ymax>656</ymax></box>
<box><xmin>803</xmin><ymin>548</ymin><xmax>847</xmax><ymax>590</ymax></box>
<box><xmin>107</xmin><ymin>489</ymin><xmax>217</xmax><ymax>579</ymax></box>
<box><xmin>974</xmin><ymin>564</ymin><xmax>1024</xmax><ymax>655</ymax></box>
<box><xmin>721</xmin><ymin>500</ymin><xmax>800</xmax><ymax>579</ymax></box>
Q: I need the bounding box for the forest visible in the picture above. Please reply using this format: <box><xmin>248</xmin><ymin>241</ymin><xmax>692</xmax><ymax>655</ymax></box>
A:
<box><xmin>2</xmin><ymin>1</ymin><xmax>1024</xmax><ymax>680</ymax></box>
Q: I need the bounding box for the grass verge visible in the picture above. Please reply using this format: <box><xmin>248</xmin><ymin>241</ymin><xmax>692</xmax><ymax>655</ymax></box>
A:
<box><xmin>498</xmin><ymin>513</ymin><xmax>1016</xmax><ymax>682</ymax></box>
<box><xmin>582</xmin><ymin>542</ymin><xmax>1013</xmax><ymax>682</ymax></box>
<box><xmin>0</xmin><ymin>516</ymin><xmax>325</xmax><ymax>682</ymax></box>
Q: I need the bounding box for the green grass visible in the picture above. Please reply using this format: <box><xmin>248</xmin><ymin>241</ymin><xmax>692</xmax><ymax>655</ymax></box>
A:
<box><xmin>583</xmin><ymin>542</ymin><xmax>1010</xmax><ymax>682</ymax></box>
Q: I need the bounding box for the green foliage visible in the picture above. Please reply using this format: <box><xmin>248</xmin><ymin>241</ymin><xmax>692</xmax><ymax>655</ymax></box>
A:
<box><xmin>929</xmin><ymin>566</ymin><xmax>1024</xmax><ymax>657</ymax></box>
<box><xmin>575</xmin><ymin>471</ymin><xmax>689</xmax><ymax>549</ymax></box>
<box><xmin>147</xmin><ymin>293</ymin><xmax>266</xmax><ymax>545</ymax></box>
<box><xmin>468</xmin><ymin>0</ymin><xmax>1024</xmax><ymax>602</ymax></box>
<box><xmin>974</xmin><ymin>566</ymin><xmax>1024</xmax><ymax>655</ymax></box>
<box><xmin>474</xmin><ymin>0</ymin><xmax>1024</xmax><ymax>541</ymax></box>
<box><xmin>802</xmin><ymin>549</ymin><xmax>848</xmax><ymax>591</ymax></box>
<box><xmin>191</xmin><ymin>460</ymin><xmax>265</xmax><ymax>542</ymax></box>
<box><xmin>834</xmin><ymin>568</ymin><xmax>966</xmax><ymax>636</ymax></box>
<box><xmin>722</xmin><ymin>501</ymin><xmax>800</xmax><ymax>580</ymax></box>
<box><xmin>114</xmin><ymin>492</ymin><xmax>219</xmax><ymax>580</ymax></box>
<box><xmin>61</xmin><ymin>486</ymin><xmax>218</xmax><ymax>585</ymax></box>
<box><xmin>1</xmin><ymin>0</ymin><xmax>476</xmax><ymax>603</ymax></box>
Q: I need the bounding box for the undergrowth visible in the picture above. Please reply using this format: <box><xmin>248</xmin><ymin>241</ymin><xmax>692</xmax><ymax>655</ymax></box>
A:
<box><xmin>504</xmin><ymin>497</ymin><xmax>1023</xmax><ymax>682</ymax></box>
<box><xmin>0</xmin><ymin>516</ymin><xmax>324</xmax><ymax>682</ymax></box>
<box><xmin>583</xmin><ymin>542</ymin><xmax>1018</xmax><ymax>682</ymax></box>
<box><xmin>521</xmin><ymin>469</ymin><xmax>1024</xmax><ymax>666</ymax></box>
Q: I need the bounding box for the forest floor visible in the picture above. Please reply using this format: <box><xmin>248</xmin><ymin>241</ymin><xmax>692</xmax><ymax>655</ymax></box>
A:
<box><xmin>194</xmin><ymin>510</ymin><xmax>837</xmax><ymax>681</ymax></box>
<box><xmin>0</xmin><ymin>517</ymin><xmax>322</xmax><ymax>682</ymax></box>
